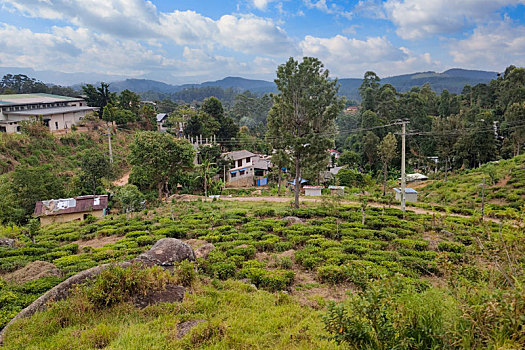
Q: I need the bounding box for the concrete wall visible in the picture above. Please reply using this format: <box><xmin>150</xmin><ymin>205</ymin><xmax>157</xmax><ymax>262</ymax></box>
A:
<box><xmin>394</xmin><ymin>192</ymin><xmax>418</xmax><ymax>203</ymax></box>
<box><xmin>40</xmin><ymin>210</ymin><xmax>104</xmax><ymax>226</ymax></box>
<box><xmin>226</xmin><ymin>175</ymin><xmax>254</xmax><ymax>188</ymax></box>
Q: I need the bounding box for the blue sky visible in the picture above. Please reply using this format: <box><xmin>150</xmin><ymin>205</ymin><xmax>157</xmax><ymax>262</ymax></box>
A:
<box><xmin>0</xmin><ymin>0</ymin><xmax>524</xmax><ymax>84</ymax></box>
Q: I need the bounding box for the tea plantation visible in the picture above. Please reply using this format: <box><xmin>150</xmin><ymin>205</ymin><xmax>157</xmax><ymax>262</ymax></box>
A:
<box><xmin>0</xmin><ymin>198</ymin><xmax>523</xmax><ymax>349</ymax></box>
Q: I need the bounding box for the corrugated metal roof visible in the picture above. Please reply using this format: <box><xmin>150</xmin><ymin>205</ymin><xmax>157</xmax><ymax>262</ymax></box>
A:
<box><xmin>393</xmin><ymin>188</ymin><xmax>418</xmax><ymax>194</ymax></box>
<box><xmin>0</xmin><ymin>93</ymin><xmax>82</xmax><ymax>106</ymax></box>
<box><xmin>156</xmin><ymin>113</ymin><xmax>168</xmax><ymax>122</ymax></box>
<box><xmin>34</xmin><ymin>195</ymin><xmax>108</xmax><ymax>217</ymax></box>
<box><xmin>6</xmin><ymin>106</ymin><xmax>96</xmax><ymax>116</ymax></box>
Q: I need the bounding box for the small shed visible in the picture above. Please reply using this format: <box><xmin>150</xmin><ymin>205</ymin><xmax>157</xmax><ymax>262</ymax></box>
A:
<box><xmin>304</xmin><ymin>186</ymin><xmax>323</xmax><ymax>196</ymax></box>
<box><xmin>329</xmin><ymin>185</ymin><xmax>345</xmax><ymax>196</ymax></box>
<box><xmin>393</xmin><ymin>188</ymin><xmax>418</xmax><ymax>203</ymax></box>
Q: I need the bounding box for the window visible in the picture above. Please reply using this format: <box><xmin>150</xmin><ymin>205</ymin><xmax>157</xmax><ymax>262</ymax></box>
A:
<box><xmin>240</xmin><ymin>170</ymin><xmax>245</xmax><ymax>176</ymax></box>
<box><xmin>55</xmin><ymin>122</ymin><xmax>59</xmax><ymax>130</ymax></box>
<box><xmin>246</xmin><ymin>157</ymin><xmax>250</xmax><ymax>163</ymax></box>
<box><xmin>231</xmin><ymin>172</ymin><xmax>237</xmax><ymax>178</ymax></box>
<box><xmin>0</xmin><ymin>126</ymin><xmax>6</xmax><ymax>133</ymax></box>
<box><xmin>237</xmin><ymin>159</ymin><xmax>242</xmax><ymax>167</ymax></box>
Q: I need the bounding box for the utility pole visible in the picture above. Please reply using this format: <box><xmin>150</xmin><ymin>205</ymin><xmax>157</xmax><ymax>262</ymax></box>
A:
<box><xmin>107</xmin><ymin>123</ymin><xmax>113</xmax><ymax>164</ymax></box>
<box><xmin>400</xmin><ymin>120</ymin><xmax>409</xmax><ymax>213</ymax></box>
<box><xmin>481</xmin><ymin>177</ymin><xmax>485</xmax><ymax>220</ymax></box>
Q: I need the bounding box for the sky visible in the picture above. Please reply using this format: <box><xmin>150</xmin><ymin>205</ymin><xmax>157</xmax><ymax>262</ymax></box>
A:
<box><xmin>0</xmin><ymin>0</ymin><xmax>524</xmax><ymax>84</ymax></box>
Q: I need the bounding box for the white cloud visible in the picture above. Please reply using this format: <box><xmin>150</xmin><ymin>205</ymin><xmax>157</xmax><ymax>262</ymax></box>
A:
<box><xmin>303</xmin><ymin>0</ymin><xmax>352</xmax><ymax>19</ymax></box>
<box><xmin>250</xmin><ymin>0</ymin><xmax>279</xmax><ymax>10</ymax></box>
<box><xmin>1</xmin><ymin>0</ymin><xmax>296</xmax><ymax>56</ymax></box>
<box><xmin>449</xmin><ymin>19</ymin><xmax>525</xmax><ymax>70</ymax></box>
<box><xmin>300</xmin><ymin>34</ymin><xmax>440</xmax><ymax>77</ymax></box>
<box><xmin>384</xmin><ymin>0</ymin><xmax>525</xmax><ymax>40</ymax></box>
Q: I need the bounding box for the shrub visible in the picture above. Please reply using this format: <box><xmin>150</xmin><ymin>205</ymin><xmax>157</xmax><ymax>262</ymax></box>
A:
<box><xmin>438</xmin><ymin>241</ymin><xmax>466</xmax><ymax>253</ymax></box>
<box><xmin>85</xmin><ymin>265</ymin><xmax>172</xmax><ymax>307</ymax></box>
<box><xmin>394</xmin><ymin>239</ymin><xmax>429</xmax><ymax>251</ymax></box>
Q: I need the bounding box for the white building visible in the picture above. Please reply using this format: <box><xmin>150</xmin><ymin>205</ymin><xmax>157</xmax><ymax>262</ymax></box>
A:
<box><xmin>0</xmin><ymin>93</ymin><xmax>96</xmax><ymax>133</ymax></box>
<box><xmin>304</xmin><ymin>186</ymin><xmax>323</xmax><ymax>196</ymax></box>
<box><xmin>393</xmin><ymin>188</ymin><xmax>418</xmax><ymax>202</ymax></box>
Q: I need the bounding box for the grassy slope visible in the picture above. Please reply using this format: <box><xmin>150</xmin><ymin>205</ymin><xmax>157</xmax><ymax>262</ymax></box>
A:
<box><xmin>0</xmin><ymin>126</ymin><xmax>133</xmax><ymax>178</ymax></box>
<box><xmin>1</xmin><ymin>198</ymin><xmax>523</xmax><ymax>348</ymax></box>
<box><xmin>415</xmin><ymin>155</ymin><xmax>525</xmax><ymax>218</ymax></box>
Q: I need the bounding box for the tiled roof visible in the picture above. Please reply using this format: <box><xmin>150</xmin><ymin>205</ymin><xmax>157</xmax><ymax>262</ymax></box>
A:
<box><xmin>34</xmin><ymin>195</ymin><xmax>108</xmax><ymax>217</ymax></box>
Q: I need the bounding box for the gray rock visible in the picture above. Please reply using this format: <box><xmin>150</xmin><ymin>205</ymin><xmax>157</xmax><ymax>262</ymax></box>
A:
<box><xmin>282</xmin><ymin>216</ymin><xmax>304</xmax><ymax>225</ymax></box>
<box><xmin>194</xmin><ymin>243</ymin><xmax>215</xmax><ymax>260</ymax></box>
<box><xmin>177</xmin><ymin>320</ymin><xmax>206</xmax><ymax>339</ymax></box>
<box><xmin>133</xmin><ymin>284</ymin><xmax>185</xmax><ymax>309</ymax></box>
<box><xmin>0</xmin><ymin>238</ymin><xmax>15</xmax><ymax>248</ymax></box>
<box><xmin>135</xmin><ymin>238</ymin><xmax>196</xmax><ymax>267</ymax></box>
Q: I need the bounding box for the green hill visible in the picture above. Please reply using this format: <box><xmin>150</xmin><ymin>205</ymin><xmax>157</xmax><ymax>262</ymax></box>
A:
<box><xmin>0</xmin><ymin>199</ymin><xmax>523</xmax><ymax>348</ymax></box>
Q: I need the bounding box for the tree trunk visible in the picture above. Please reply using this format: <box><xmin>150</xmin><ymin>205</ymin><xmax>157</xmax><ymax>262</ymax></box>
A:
<box><xmin>204</xmin><ymin>171</ymin><xmax>207</xmax><ymax>198</ymax></box>
<box><xmin>294</xmin><ymin>157</ymin><xmax>300</xmax><ymax>209</ymax></box>
<box><xmin>277</xmin><ymin>167</ymin><xmax>282</xmax><ymax>196</ymax></box>
<box><xmin>444</xmin><ymin>158</ymin><xmax>448</xmax><ymax>182</ymax></box>
<box><xmin>383</xmin><ymin>163</ymin><xmax>387</xmax><ymax>196</ymax></box>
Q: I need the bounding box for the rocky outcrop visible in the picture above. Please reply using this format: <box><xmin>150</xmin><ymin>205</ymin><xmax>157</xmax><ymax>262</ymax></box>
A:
<box><xmin>176</xmin><ymin>320</ymin><xmax>206</xmax><ymax>338</ymax></box>
<box><xmin>0</xmin><ymin>238</ymin><xmax>198</xmax><ymax>344</ymax></box>
<box><xmin>194</xmin><ymin>243</ymin><xmax>215</xmax><ymax>260</ymax></box>
<box><xmin>282</xmin><ymin>216</ymin><xmax>304</xmax><ymax>225</ymax></box>
<box><xmin>3</xmin><ymin>261</ymin><xmax>61</xmax><ymax>284</ymax></box>
<box><xmin>134</xmin><ymin>238</ymin><xmax>196</xmax><ymax>267</ymax></box>
<box><xmin>0</xmin><ymin>238</ymin><xmax>15</xmax><ymax>248</ymax></box>
<box><xmin>133</xmin><ymin>284</ymin><xmax>185</xmax><ymax>309</ymax></box>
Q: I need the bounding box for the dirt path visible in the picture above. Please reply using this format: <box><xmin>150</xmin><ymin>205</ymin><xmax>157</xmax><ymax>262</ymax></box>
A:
<box><xmin>215</xmin><ymin>196</ymin><xmax>503</xmax><ymax>223</ymax></box>
<box><xmin>113</xmin><ymin>171</ymin><xmax>130</xmax><ymax>186</ymax></box>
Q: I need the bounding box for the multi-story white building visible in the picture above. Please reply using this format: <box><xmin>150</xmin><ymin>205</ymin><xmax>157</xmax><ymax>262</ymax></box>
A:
<box><xmin>0</xmin><ymin>93</ymin><xmax>96</xmax><ymax>133</ymax></box>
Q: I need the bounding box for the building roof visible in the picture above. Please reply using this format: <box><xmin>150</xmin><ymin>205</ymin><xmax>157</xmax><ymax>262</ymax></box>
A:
<box><xmin>222</xmin><ymin>150</ymin><xmax>256</xmax><ymax>161</ymax></box>
<box><xmin>156</xmin><ymin>113</ymin><xmax>168</xmax><ymax>122</ymax></box>
<box><xmin>6</xmin><ymin>106</ymin><xmax>96</xmax><ymax>117</ymax></box>
<box><xmin>0</xmin><ymin>93</ymin><xmax>83</xmax><ymax>106</ymax></box>
<box><xmin>34</xmin><ymin>195</ymin><xmax>108</xmax><ymax>217</ymax></box>
<box><xmin>393</xmin><ymin>188</ymin><xmax>418</xmax><ymax>194</ymax></box>
<box><xmin>328</xmin><ymin>186</ymin><xmax>345</xmax><ymax>190</ymax></box>
<box><xmin>406</xmin><ymin>173</ymin><xmax>428</xmax><ymax>182</ymax></box>
<box><xmin>253</xmin><ymin>160</ymin><xmax>269</xmax><ymax>170</ymax></box>
<box><xmin>304</xmin><ymin>186</ymin><xmax>324</xmax><ymax>189</ymax></box>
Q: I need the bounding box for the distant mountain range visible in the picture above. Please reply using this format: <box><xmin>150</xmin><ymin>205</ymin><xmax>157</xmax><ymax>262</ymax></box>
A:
<box><xmin>0</xmin><ymin>66</ymin><xmax>499</xmax><ymax>101</ymax></box>
<box><xmin>106</xmin><ymin>69</ymin><xmax>499</xmax><ymax>101</ymax></box>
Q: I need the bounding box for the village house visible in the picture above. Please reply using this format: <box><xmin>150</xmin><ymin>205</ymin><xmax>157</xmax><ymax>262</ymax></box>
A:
<box><xmin>222</xmin><ymin>150</ymin><xmax>270</xmax><ymax>187</ymax></box>
<box><xmin>304</xmin><ymin>186</ymin><xmax>324</xmax><ymax>196</ymax></box>
<box><xmin>34</xmin><ymin>195</ymin><xmax>108</xmax><ymax>226</ymax></box>
<box><xmin>156</xmin><ymin>113</ymin><xmax>169</xmax><ymax>132</ymax></box>
<box><xmin>0</xmin><ymin>93</ymin><xmax>97</xmax><ymax>133</ymax></box>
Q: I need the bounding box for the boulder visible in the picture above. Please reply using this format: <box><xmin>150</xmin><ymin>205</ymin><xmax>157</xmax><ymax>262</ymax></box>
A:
<box><xmin>282</xmin><ymin>216</ymin><xmax>304</xmax><ymax>225</ymax></box>
<box><xmin>194</xmin><ymin>243</ymin><xmax>215</xmax><ymax>260</ymax></box>
<box><xmin>135</xmin><ymin>238</ymin><xmax>196</xmax><ymax>267</ymax></box>
<box><xmin>0</xmin><ymin>238</ymin><xmax>15</xmax><ymax>248</ymax></box>
<box><xmin>4</xmin><ymin>261</ymin><xmax>61</xmax><ymax>284</ymax></box>
<box><xmin>133</xmin><ymin>284</ymin><xmax>185</xmax><ymax>309</ymax></box>
<box><xmin>176</xmin><ymin>320</ymin><xmax>206</xmax><ymax>339</ymax></box>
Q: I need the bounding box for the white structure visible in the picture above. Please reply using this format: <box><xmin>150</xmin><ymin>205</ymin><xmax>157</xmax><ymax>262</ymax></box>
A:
<box><xmin>0</xmin><ymin>93</ymin><xmax>96</xmax><ymax>133</ymax></box>
<box><xmin>393</xmin><ymin>188</ymin><xmax>418</xmax><ymax>202</ymax></box>
<box><xmin>222</xmin><ymin>150</ymin><xmax>270</xmax><ymax>187</ymax></box>
<box><xmin>304</xmin><ymin>186</ymin><xmax>323</xmax><ymax>196</ymax></box>
<box><xmin>156</xmin><ymin>113</ymin><xmax>168</xmax><ymax>132</ymax></box>
<box><xmin>328</xmin><ymin>185</ymin><xmax>345</xmax><ymax>196</ymax></box>
<box><xmin>401</xmin><ymin>173</ymin><xmax>429</xmax><ymax>183</ymax></box>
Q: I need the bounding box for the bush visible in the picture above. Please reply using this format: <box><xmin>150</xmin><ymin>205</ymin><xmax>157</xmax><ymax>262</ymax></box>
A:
<box><xmin>438</xmin><ymin>241</ymin><xmax>466</xmax><ymax>253</ymax></box>
<box><xmin>85</xmin><ymin>265</ymin><xmax>172</xmax><ymax>307</ymax></box>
